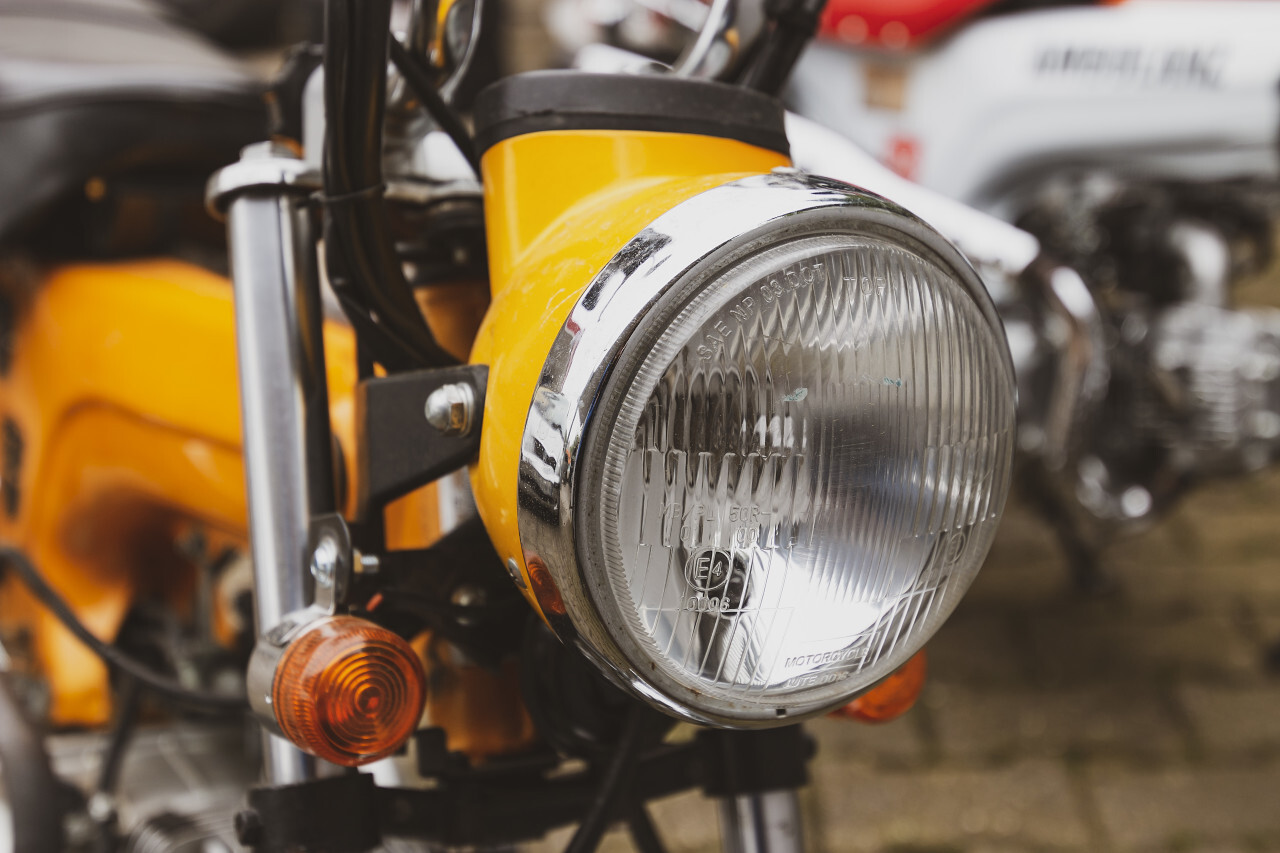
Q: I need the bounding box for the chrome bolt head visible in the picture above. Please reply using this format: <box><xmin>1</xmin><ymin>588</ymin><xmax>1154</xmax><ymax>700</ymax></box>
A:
<box><xmin>355</xmin><ymin>550</ymin><xmax>381</xmax><ymax>575</ymax></box>
<box><xmin>310</xmin><ymin>535</ymin><xmax>339</xmax><ymax>589</ymax></box>
<box><xmin>425</xmin><ymin>382</ymin><xmax>476</xmax><ymax>437</ymax></box>
<box><xmin>505</xmin><ymin>557</ymin><xmax>528</xmax><ymax>590</ymax></box>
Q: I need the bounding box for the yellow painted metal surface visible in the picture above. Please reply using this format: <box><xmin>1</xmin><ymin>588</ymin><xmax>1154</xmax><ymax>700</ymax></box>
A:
<box><xmin>470</xmin><ymin>129</ymin><xmax>790</xmax><ymax>606</ymax></box>
<box><xmin>418</xmin><ymin>634</ymin><xmax>536</xmax><ymax>761</ymax></box>
<box><xmin>0</xmin><ymin>259</ymin><xmax>358</xmax><ymax>725</ymax></box>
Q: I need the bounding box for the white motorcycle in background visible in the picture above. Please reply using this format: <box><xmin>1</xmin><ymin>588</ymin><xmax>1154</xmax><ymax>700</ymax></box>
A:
<box><xmin>551</xmin><ymin>0</ymin><xmax>1280</xmax><ymax>588</ymax></box>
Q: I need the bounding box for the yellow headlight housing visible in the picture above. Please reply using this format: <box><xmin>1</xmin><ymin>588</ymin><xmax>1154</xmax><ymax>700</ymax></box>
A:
<box><xmin>469</xmin><ymin>74</ymin><xmax>1015</xmax><ymax>726</ymax></box>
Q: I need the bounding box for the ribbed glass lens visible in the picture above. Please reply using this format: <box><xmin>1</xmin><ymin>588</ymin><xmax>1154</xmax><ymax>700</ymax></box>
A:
<box><xmin>585</xmin><ymin>234</ymin><xmax>1014</xmax><ymax>715</ymax></box>
<box><xmin>273</xmin><ymin>616</ymin><xmax>426</xmax><ymax>766</ymax></box>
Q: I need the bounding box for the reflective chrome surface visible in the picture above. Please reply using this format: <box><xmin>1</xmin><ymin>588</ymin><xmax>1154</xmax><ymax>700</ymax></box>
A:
<box><xmin>516</xmin><ymin>171</ymin><xmax>1015</xmax><ymax>725</ymax></box>
<box><xmin>221</xmin><ymin>148</ymin><xmax>331</xmax><ymax>784</ymax></box>
<box><xmin>439</xmin><ymin>0</ymin><xmax>485</xmax><ymax>105</ymax></box>
<box><xmin>48</xmin><ymin>724</ymin><xmax>254</xmax><ymax>853</ymax></box>
<box><xmin>1019</xmin><ymin>261</ymin><xmax>1109</xmax><ymax>472</ymax></box>
<box><xmin>388</xmin><ymin>0</ymin><xmax>484</xmax><ymax>108</ymax></box>
<box><xmin>205</xmin><ymin>142</ymin><xmax>318</xmax><ymax>215</ymax></box>
<box><xmin>718</xmin><ymin>791</ymin><xmax>804</xmax><ymax>853</ymax></box>
<box><xmin>425</xmin><ymin>382</ymin><xmax>478</xmax><ymax>437</ymax></box>
<box><xmin>388</xmin><ymin>0</ymin><xmax>436</xmax><ymax>111</ymax></box>
<box><xmin>671</xmin><ymin>0</ymin><xmax>738</xmax><ymax>79</ymax></box>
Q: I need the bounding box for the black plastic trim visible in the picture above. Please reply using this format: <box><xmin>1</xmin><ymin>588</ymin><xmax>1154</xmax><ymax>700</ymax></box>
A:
<box><xmin>473</xmin><ymin>72</ymin><xmax>790</xmax><ymax>157</ymax></box>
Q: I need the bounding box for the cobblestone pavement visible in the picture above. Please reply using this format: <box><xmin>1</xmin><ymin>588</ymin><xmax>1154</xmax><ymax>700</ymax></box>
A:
<box><xmin>536</xmin><ymin>476</ymin><xmax>1280</xmax><ymax>853</ymax></box>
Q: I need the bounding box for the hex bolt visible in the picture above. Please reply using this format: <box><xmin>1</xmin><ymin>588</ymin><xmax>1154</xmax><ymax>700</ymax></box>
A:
<box><xmin>310</xmin><ymin>535</ymin><xmax>339</xmax><ymax>589</ymax></box>
<box><xmin>425</xmin><ymin>382</ymin><xmax>476</xmax><ymax>437</ymax></box>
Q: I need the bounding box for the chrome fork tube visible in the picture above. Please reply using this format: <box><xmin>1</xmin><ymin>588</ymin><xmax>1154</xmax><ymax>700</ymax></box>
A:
<box><xmin>717</xmin><ymin>791</ymin><xmax>805</xmax><ymax>853</ymax></box>
<box><xmin>217</xmin><ymin>143</ymin><xmax>333</xmax><ymax>785</ymax></box>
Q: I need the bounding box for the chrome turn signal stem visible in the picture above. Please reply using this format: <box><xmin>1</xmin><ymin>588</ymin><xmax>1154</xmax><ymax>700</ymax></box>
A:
<box><xmin>718</xmin><ymin>793</ymin><xmax>805</xmax><ymax>853</ymax></box>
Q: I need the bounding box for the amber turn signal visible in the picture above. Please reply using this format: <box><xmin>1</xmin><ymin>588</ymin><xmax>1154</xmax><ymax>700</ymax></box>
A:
<box><xmin>830</xmin><ymin>649</ymin><xmax>927</xmax><ymax>724</ymax></box>
<box><xmin>272</xmin><ymin>615</ymin><xmax>427</xmax><ymax>766</ymax></box>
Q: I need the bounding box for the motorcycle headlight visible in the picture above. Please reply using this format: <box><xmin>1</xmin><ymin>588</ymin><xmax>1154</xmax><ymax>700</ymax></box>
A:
<box><xmin>483</xmin><ymin>170</ymin><xmax>1014</xmax><ymax>726</ymax></box>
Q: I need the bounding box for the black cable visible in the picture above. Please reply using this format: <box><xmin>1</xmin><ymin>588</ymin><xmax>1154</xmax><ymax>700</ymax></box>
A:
<box><xmin>96</xmin><ymin>675</ymin><xmax>143</xmax><ymax>796</ymax></box>
<box><xmin>564</xmin><ymin>706</ymin><xmax>648</xmax><ymax>853</ymax></box>
<box><xmin>626</xmin><ymin>805</ymin><xmax>669</xmax><ymax>853</ymax></box>
<box><xmin>323</xmin><ymin>0</ymin><xmax>460</xmax><ymax>371</ymax></box>
<box><xmin>736</xmin><ymin>0</ymin><xmax>828</xmax><ymax>96</ymax></box>
<box><xmin>0</xmin><ymin>547</ymin><xmax>247</xmax><ymax>713</ymax></box>
<box><xmin>387</xmin><ymin>37</ymin><xmax>482</xmax><ymax>178</ymax></box>
<box><xmin>92</xmin><ymin>675</ymin><xmax>143</xmax><ymax>853</ymax></box>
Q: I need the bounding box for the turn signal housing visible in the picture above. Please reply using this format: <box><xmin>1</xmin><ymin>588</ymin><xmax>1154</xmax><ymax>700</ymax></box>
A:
<box><xmin>264</xmin><ymin>615</ymin><xmax>426</xmax><ymax>766</ymax></box>
<box><xmin>831</xmin><ymin>649</ymin><xmax>927</xmax><ymax>723</ymax></box>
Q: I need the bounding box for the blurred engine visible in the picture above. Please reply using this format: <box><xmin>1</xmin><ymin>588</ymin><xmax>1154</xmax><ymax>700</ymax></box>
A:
<box><xmin>49</xmin><ymin>724</ymin><xmax>252</xmax><ymax>853</ymax></box>
<box><xmin>1011</xmin><ymin>173</ymin><xmax>1280</xmax><ymax>535</ymax></box>
<box><xmin>1147</xmin><ymin>303</ymin><xmax>1280</xmax><ymax>477</ymax></box>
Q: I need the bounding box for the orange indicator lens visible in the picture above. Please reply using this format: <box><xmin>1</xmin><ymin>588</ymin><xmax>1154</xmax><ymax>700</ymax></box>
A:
<box><xmin>831</xmin><ymin>649</ymin><xmax>927</xmax><ymax>724</ymax></box>
<box><xmin>272</xmin><ymin>616</ymin><xmax>427</xmax><ymax>766</ymax></box>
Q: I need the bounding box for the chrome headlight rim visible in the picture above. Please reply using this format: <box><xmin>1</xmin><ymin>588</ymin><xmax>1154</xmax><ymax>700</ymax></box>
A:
<box><xmin>517</xmin><ymin>169</ymin><xmax>1013</xmax><ymax>726</ymax></box>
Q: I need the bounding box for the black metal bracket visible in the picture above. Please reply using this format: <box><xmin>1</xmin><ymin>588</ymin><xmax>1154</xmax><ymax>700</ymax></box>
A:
<box><xmin>697</xmin><ymin>726</ymin><xmax>815</xmax><ymax>797</ymax></box>
<box><xmin>379</xmin><ymin>739</ymin><xmax>702</xmax><ymax>848</ymax></box>
<box><xmin>353</xmin><ymin>517</ymin><xmax>525</xmax><ymax>667</ymax></box>
<box><xmin>308</xmin><ymin>512</ymin><xmax>355</xmax><ymax>610</ymax></box>
<box><xmin>379</xmin><ymin>725</ymin><xmax>814</xmax><ymax>847</ymax></box>
<box><xmin>355</xmin><ymin>363</ymin><xmax>488</xmax><ymax>520</ymax></box>
<box><xmin>238</xmin><ymin>722</ymin><xmax>814</xmax><ymax>851</ymax></box>
<box><xmin>237</xmin><ymin>773</ymin><xmax>382</xmax><ymax>853</ymax></box>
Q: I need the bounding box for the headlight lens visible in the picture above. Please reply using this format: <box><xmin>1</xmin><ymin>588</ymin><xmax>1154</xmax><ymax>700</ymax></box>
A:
<box><xmin>514</xmin><ymin>172</ymin><xmax>1015</xmax><ymax>725</ymax></box>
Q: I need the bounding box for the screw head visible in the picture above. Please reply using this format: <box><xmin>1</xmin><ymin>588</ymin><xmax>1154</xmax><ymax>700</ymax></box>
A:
<box><xmin>310</xmin><ymin>535</ymin><xmax>339</xmax><ymax>588</ymax></box>
<box><xmin>425</xmin><ymin>383</ymin><xmax>476</xmax><ymax>437</ymax></box>
<box><xmin>505</xmin><ymin>557</ymin><xmax>528</xmax><ymax>590</ymax></box>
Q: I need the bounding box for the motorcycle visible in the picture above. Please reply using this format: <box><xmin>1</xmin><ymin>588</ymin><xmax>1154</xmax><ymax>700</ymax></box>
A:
<box><xmin>0</xmin><ymin>0</ymin><xmax>1017</xmax><ymax>851</ymax></box>
<box><xmin>787</xmin><ymin>0</ymin><xmax>1280</xmax><ymax>587</ymax></box>
<box><xmin>550</xmin><ymin>0</ymin><xmax>1280</xmax><ymax>588</ymax></box>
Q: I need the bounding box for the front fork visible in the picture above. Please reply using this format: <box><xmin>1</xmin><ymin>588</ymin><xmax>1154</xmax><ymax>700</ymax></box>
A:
<box><xmin>702</xmin><ymin>727</ymin><xmax>812</xmax><ymax>853</ymax></box>
<box><xmin>211</xmin><ymin>142</ymin><xmax>334</xmax><ymax>785</ymax></box>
